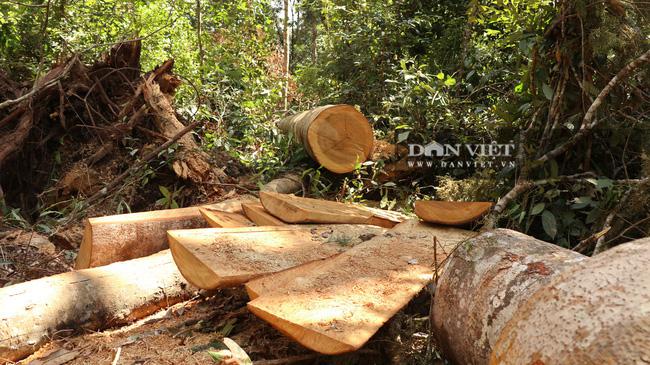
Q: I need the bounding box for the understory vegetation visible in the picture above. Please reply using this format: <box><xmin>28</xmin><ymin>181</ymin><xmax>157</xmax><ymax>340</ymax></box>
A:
<box><xmin>1</xmin><ymin>0</ymin><xmax>648</xmax><ymax>254</ymax></box>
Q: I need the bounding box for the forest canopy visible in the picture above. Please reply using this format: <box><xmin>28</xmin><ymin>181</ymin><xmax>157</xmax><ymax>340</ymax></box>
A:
<box><xmin>0</xmin><ymin>0</ymin><xmax>649</xmax><ymax>255</ymax></box>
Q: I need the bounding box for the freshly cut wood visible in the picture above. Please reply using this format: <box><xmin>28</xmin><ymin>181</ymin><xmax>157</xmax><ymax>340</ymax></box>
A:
<box><xmin>75</xmin><ymin>196</ymin><xmax>254</xmax><ymax>269</ymax></box>
<box><xmin>246</xmin><ymin>220</ymin><xmax>476</xmax><ymax>354</ymax></box>
<box><xmin>415</xmin><ymin>200</ymin><xmax>493</xmax><ymax>226</ymax></box>
<box><xmin>261</xmin><ymin>173</ymin><xmax>302</xmax><ymax>194</ymax></box>
<box><xmin>490</xmin><ymin>237</ymin><xmax>650</xmax><ymax>365</ymax></box>
<box><xmin>432</xmin><ymin>229</ymin><xmax>585</xmax><ymax>365</ymax></box>
<box><xmin>0</xmin><ymin>250</ymin><xmax>195</xmax><ymax>363</ymax></box>
<box><xmin>278</xmin><ymin>105</ymin><xmax>374</xmax><ymax>173</ymax></box>
<box><xmin>199</xmin><ymin>207</ymin><xmax>254</xmax><ymax>228</ymax></box>
<box><xmin>259</xmin><ymin>192</ymin><xmax>406</xmax><ymax>228</ymax></box>
<box><xmin>242</xmin><ymin>202</ymin><xmax>287</xmax><ymax>226</ymax></box>
<box><xmin>168</xmin><ymin>225</ymin><xmax>385</xmax><ymax>290</ymax></box>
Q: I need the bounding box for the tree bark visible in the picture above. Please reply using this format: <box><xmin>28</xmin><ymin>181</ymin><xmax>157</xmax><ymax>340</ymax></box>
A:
<box><xmin>491</xmin><ymin>236</ymin><xmax>650</xmax><ymax>364</ymax></box>
<box><xmin>76</xmin><ymin>196</ymin><xmax>254</xmax><ymax>269</ymax></box>
<box><xmin>0</xmin><ymin>250</ymin><xmax>195</xmax><ymax>363</ymax></box>
<box><xmin>432</xmin><ymin>229</ymin><xmax>586</xmax><ymax>365</ymax></box>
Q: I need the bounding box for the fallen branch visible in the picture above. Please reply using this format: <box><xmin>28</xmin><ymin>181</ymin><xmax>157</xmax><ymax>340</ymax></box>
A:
<box><xmin>537</xmin><ymin>49</ymin><xmax>650</xmax><ymax>164</ymax></box>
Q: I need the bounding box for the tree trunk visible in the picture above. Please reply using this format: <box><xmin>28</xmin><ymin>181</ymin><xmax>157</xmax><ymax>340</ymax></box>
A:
<box><xmin>490</xmin><ymin>236</ymin><xmax>650</xmax><ymax>365</ymax></box>
<box><xmin>277</xmin><ymin>105</ymin><xmax>374</xmax><ymax>173</ymax></box>
<box><xmin>432</xmin><ymin>229</ymin><xmax>586</xmax><ymax>365</ymax></box>
<box><xmin>75</xmin><ymin>196</ymin><xmax>254</xmax><ymax>269</ymax></box>
<box><xmin>0</xmin><ymin>250</ymin><xmax>195</xmax><ymax>363</ymax></box>
<box><xmin>283</xmin><ymin>0</ymin><xmax>290</xmax><ymax>110</ymax></box>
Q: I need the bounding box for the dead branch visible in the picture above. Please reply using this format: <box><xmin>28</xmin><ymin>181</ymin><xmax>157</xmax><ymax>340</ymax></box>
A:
<box><xmin>537</xmin><ymin>49</ymin><xmax>650</xmax><ymax>164</ymax></box>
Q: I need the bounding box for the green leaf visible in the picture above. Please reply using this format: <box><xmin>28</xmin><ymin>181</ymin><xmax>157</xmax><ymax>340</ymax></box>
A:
<box><xmin>397</xmin><ymin>131</ymin><xmax>410</xmax><ymax>144</ymax></box>
<box><xmin>436</xmin><ymin>72</ymin><xmax>445</xmax><ymax>80</ymax></box>
<box><xmin>444</xmin><ymin>77</ymin><xmax>456</xmax><ymax>86</ymax></box>
<box><xmin>541</xmin><ymin>210</ymin><xmax>557</xmax><ymax>239</ymax></box>
<box><xmin>542</xmin><ymin>83</ymin><xmax>554</xmax><ymax>100</ymax></box>
<box><xmin>531</xmin><ymin>202</ymin><xmax>545</xmax><ymax>215</ymax></box>
<box><xmin>159</xmin><ymin>185</ymin><xmax>171</xmax><ymax>199</ymax></box>
<box><xmin>223</xmin><ymin>338</ymin><xmax>252</xmax><ymax>365</ymax></box>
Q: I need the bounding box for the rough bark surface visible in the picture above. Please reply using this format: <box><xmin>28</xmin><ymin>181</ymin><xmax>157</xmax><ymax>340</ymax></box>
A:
<box><xmin>432</xmin><ymin>229</ymin><xmax>586</xmax><ymax>365</ymax></box>
<box><xmin>490</xmin><ymin>237</ymin><xmax>650</xmax><ymax>365</ymax></box>
<box><xmin>0</xmin><ymin>251</ymin><xmax>195</xmax><ymax>363</ymax></box>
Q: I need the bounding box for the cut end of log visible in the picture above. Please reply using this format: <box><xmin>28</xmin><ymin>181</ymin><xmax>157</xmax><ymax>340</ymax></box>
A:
<box><xmin>278</xmin><ymin>105</ymin><xmax>374</xmax><ymax>174</ymax></box>
<box><xmin>259</xmin><ymin>191</ymin><xmax>373</xmax><ymax>224</ymax></box>
<box><xmin>414</xmin><ymin>200</ymin><xmax>493</xmax><ymax>226</ymax></box>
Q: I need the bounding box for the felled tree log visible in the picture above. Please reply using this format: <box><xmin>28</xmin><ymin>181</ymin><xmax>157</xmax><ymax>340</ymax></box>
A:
<box><xmin>432</xmin><ymin>229</ymin><xmax>586</xmax><ymax>365</ymax></box>
<box><xmin>75</xmin><ymin>196</ymin><xmax>254</xmax><ymax>269</ymax></box>
<box><xmin>260</xmin><ymin>173</ymin><xmax>303</xmax><ymax>194</ymax></box>
<box><xmin>241</xmin><ymin>202</ymin><xmax>287</xmax><ymax>226</ymax></box>
<box><xmin>278</xmin><ymin>105</ymin><xmax>374</xmax><ymax>173</ymax></box>
<box><xmin>142</xmin><ymin>75</ymin><xmax>217</xmax><ymax>183</ymax></box>
<box><xmin>0</xmin><ymin>250</ymin><xmax>195</xmax><ymax>363</ymax></box>
<box><xmin>199</xmin><ymin>207</ymin><xmax>254</xmax><ymax>228</ymax></box>
<box><xmin>490</xmin><ymin>236</ymin><xmax>650</xmax><ymax>365</ymax></box>
<box><xmin>246</xmin><ymin>221</ymin><xmax>476</xmax><ymax>354</ymax></box>
<box><xmin>168</xmin><ymin>225</ymin><xmax>385</xmax><ymax>290</ymax></box>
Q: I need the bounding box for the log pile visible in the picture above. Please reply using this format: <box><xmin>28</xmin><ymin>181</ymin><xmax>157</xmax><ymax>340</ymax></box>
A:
<box><xmin>1</xmin><ymin>191</ymin><xmax>648</xmax><ymax>363</ymax></box>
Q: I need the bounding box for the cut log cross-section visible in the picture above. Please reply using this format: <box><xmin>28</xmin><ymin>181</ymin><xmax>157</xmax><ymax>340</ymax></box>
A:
<box><xmin>168</xmin><ymin>225</ymin><xmax>386</xmax><ymax>290</ymax></box>
<box><xmin>414</xmin><ymin>200</ymin><xmax>493</xmax><ymax>226</ymax></box>
<box><xmin>76</xmin><ymin>196</ymin><xmax>255</xmax><ymax>269</ymax></box>
<box><xmin>241</xmin><ymin>202</ymin><xmax>287</xmax><ymax>226</ymax></box>
<box><xmin>278</xmin><ymin>105</ymin><xmax>374</xmax><ymax>173</ymax></box>
<box><xmin>0</xmin><ymin>250</ymin><xmax>195</xmax><ymax>363</ymax></box>
<box><xmin>245</xmin><ymin>220</ymin><xmax>477</xmax><ymax>354</ymax></box>
<box><xmin>259</xmin><ymin>192</ymin><xmax>406</xmax><ymax>228</ymax></box>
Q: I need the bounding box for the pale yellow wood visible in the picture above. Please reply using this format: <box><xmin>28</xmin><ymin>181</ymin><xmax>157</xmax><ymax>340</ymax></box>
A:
<box><xmin>241</xmin><ymin>202</ymin><xmax>287</xmax><ymax>226</ymax></box>
<box><xmin>75</xmin><ymin>196</ymin><xmax>256</xmax><ymax>269</ymax></box>
<box><xmin>259</xmin><ymin>192</ymin><xmax>408</xmax><ymax>228</ymax></box>
<box><xmin>414</xmin><ymin>201</ymin><xmax>493</xmax><ymax>226</ymax></box>
<box><xmin>168</xmin><ymin>225</ymin><xmax>386</xmax><ymax>290</ymax></box>
<box><xmin>199</xmin><ymin>207</ymin><xmax>254</xmax><ymax>228</ymax></box>
<box><xmin>259</xmin><ymin>192</ymin><xmax>373</xmax><ymax>224</ymax></box>
<box><xmin>278</xmin><ymin>105</ymin><xmax>374</xmax><ymax>173</ymax></box>
<box><xmin>245</xmin><ymin>220</ymin><xmax>477</xmax><ymax>354</ymax></box>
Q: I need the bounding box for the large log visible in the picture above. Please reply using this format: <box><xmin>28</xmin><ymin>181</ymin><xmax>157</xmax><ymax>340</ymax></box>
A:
<box><xmin>432</xmin><ymin>229</ymin><xmax>585</xmax><ymax>365</ymax></box>
<box><xmin>199</xmin><ymin>207</ymin><xmax>254</xmax><ymax>228</ymax></box>
<box><xmin>75</xmin><ymin>196</ymin><xmax>254</xmax><ymax>269</ymax></box>
<box><xmin>168</xmin><ymin>225</ymin><xmax>385</xmax><ymax>290</ymax></box>
<box><xmin>0</xmin><ymin>250</ymin><xmax>195</xmax><ymax>363</ymax></box>
<box><xmin>259</xmin><ymin>192</ymin><xmax>405</xmax><ymax>228</ymax></box>
<box><xmin>278</xmin><ymin>105</ymin><xmax>374</xmax><ymax>173</ymax></box>
<box><xmin>246</xmin><ymin>221</ymin><xmax>476</xmax><ymax>354</ymax></box>
<box><xmin>490</xmin><ymin>237</ymin><xmax>650</xmax><ymax>365</ymax></box>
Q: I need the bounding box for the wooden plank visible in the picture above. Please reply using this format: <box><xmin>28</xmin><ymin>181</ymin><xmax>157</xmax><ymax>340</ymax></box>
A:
<box><xmin>245</xmin><ymin>220</ymin><xmax>477</xmax><ymax>354</ymax></box>
<box><xmin>259</xmin><ymin>192</ymin><xmax>408</xmax><ymax>228</ymax></box>
<box><xmin>242</xmin><ymin>202</ymin><xmax>287</xmax><ymax>226</ymax></box>
<box><xmin>167</xmin><ymin>225</ymin><xmax>386</xmax><ymax>290</ymax></box>
<box><xmin>75</xmin><ymin>195</ymin><xmax>256</xmax><ymax>269</ymax></box>
<box><xmin>199</xmin><ymin>207</ymin><xmax>255</xmax><ymax>228</ymax></box>
<box><xmin>414</xmin><ymin>201</ymin><xmax>493</xmax><ymax>226</ymax></box>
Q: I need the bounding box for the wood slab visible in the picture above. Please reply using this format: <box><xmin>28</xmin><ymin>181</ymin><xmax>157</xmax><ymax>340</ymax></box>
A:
<box><xmin>259</xmin><ymin>192</ymin><xmax>408</xmax><ymax>228</ymax></box>
<box><xmin>245</xmin><ymin>220</ymin><xmax>477</xmax><ymax>354</ymax></box>
<box><xmin>242</xmin><ymin>202</ymin><xmax>287</xmax><ymax>226</ymax></box>
<box><xmin>414</xmin><ymin>201</ymin><xmax>493</xmax><ymax>226</ymax></box>
<box><xmin>199</xmin><ymin>207</ymin><xmax>255</xmax><ymax>228</ymax></box>
<box><xmin>167</xmin><ymin>225</ymin><xmax>386</xmax><ymax>290</ymax></box>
